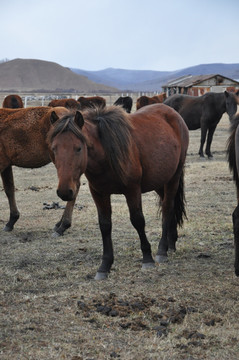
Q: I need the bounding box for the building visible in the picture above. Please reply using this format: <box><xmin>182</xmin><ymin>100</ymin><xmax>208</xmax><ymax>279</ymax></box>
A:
<box><xmin>162</xmin><ymin>74</ymin><xmax>239</xmax><ymax>97</ymax></box>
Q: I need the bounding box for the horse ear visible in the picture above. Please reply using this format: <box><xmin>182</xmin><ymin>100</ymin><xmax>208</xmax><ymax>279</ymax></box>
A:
<box><xmin>50</xmin><ymin>111</ymin><xmax>59</xmax><ymax>124</ymax></box>
<box><xmin>75</xmin><ymin>111</ymin><xmax>84</xmax><ymax>129</ymax></box>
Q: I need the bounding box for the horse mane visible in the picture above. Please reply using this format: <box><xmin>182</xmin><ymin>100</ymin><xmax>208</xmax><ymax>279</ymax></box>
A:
<box><xmin>227</xmin><ymin>113</ymin><xmax>239</xmax><ymax>188</ymax></box>
<box><xmin>47</xmin><ymin>114</ymin><xmax>87</xmax><ymax>144</ymax></box>
<box><xmin>84</xmin><ymin>105</ymin><xmax>134</xmax><ymax>184</ymax></box>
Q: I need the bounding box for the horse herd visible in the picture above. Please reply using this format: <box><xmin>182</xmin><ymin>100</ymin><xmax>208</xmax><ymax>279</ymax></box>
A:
<box><xmin>1</xmin><ymin>91</ymin><xmax>239</xmax><ymax>279</ymax></box>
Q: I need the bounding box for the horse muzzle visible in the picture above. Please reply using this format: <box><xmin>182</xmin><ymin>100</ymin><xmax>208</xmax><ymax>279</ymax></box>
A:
<box><xmin>57</xmin><ymin>188</ymin><xmax>75</xmax><ymax>202</ymax></box>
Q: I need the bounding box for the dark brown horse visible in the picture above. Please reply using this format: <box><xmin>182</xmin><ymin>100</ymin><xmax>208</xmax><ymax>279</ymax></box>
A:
<box><xmin>77</xmin><ymin>96</ymin><xmax>106</xmax><ymax>110</ymax></box>
<box><xmin>164</xmin><ymin>91</ymin><xmax>239</xmax><ymax>158</ymax></box>
<box><xmin>136</xmin><ymin>93</ymin><xmax>167</xmax><ymax>110</ymax></box>
<box><xmin>227</xmin><ymin>112</ymin><xmax>239</xmax><ymax>276</ymax></box>
<box><xmin>0</xmin><ymin>106</ymin><xmax>77</xmax><ymax>235</ymax></box>
<box><xmin>48</xmin><ymin>98</ymin><xmax>81</xmax><ymax>110</ymax></box>
<box><xmin>47</xmin><ymin>104</ymin><xmax>189</xmax><ymax>279</ymax></box>
<box><xmin>2</xmin><ymin>94</ymin><xmax>24</xmax><ymax>108</ymax></box>
<box><xmin>114</xmin><ymin>96</ymin><xmax>133</xmax><ymax>113</ymax></box>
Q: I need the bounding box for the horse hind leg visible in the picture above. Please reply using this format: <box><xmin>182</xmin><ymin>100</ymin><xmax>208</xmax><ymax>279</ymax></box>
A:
<box><xmin>155</xmin><ymin>171</ymin><xmax>186</xmax><ymax>263</ymax></box>
<box><xmin>156</xmin><ymin>203</ymin><xmax>177</xmax><ymax>263</ymax></box>
<box><xmin>125</xmin><ymin>191</ymin><xmax>155</xmax><ymax>269</ymax></box>
<box><xmin>1</xmin><ymin>166</ymin><xmax>20</xmax><ymax>231</ymax></box>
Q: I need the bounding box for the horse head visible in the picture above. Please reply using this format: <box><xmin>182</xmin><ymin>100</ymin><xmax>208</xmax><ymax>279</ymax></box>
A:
<box><xmin>48</xmin><ymin>111</ymin><xmax>88</xmax><ymax>201</ymax></box>
<box><xmin>225</xmin><ymin>90</ymin><xmax>239</xmax><ymax>120</ymax></box>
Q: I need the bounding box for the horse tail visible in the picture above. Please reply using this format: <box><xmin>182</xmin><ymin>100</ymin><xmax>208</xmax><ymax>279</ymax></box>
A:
<box><xmin>227</xmin><ymin>113</ymin><xmax>239</xmax><ymax>190</ymax></box>
<box><xmin>174</xmin><ymin>167</ymin><xmax>187</xmax><ymax>227</ymax></box>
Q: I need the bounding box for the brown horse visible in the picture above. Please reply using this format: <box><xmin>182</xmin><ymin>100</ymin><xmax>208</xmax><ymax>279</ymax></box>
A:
<box><xmin>48</xmin><ymin>98</ymin><xmax>81</xmax><ymax>110</ymax></box>
<box><xmin>136</xmin><ymin>93</ymin><xmax>167</xmax><ymax>110</ymax></box>
<box><xmin>0</xmin><ymin>106</ymin><xmax>77</xmax><ymax>235</ymax></box>
<box><xmin>2</xmin><ymin>94</ymin><xmax>24</xmax><ymax>108</ymax></box>
<box><xmin>77</xmin><ymin>96</ymin><xmax>106</xmax><ymax>109</ymax></box>
<box><xmin>47</xmin><ymin>104</ymin><xmax>189</xmax><ymax>279</ymax></box>
<box><xmin>227</xmin><ymin>112</ymin><xmax>239</xmax><ymax>276</ymax></box>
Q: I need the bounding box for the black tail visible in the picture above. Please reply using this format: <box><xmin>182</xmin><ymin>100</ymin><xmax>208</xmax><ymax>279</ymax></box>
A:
<box><xmin>174</xmin><ymin>167</ymin><xmax>187</xmax><ymax>227</ymax></box>
<box><xmin>227</xmin><ymin>113</ymin><xmax>239</xmax><ymax>190</ymax></box>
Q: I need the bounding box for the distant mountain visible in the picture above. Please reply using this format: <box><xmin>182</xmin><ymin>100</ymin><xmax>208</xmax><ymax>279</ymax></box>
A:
<box><xmin>71</xmin><ymin>67</ymin><xmax>171</xmax><ymax>89</ymax></box>
<box><xmin>71</xmin><ymin>63</ymin><xmax>239</xmax><ymax>92</ymax></box>
<box><xmin>0</xmin><ymin>59</ymin><xmax>118</xmax><ymax>93</ymax></box>
<box><xmin>1</xmin><ymin>59</ymin><xmax>239</xmax><ymax>93</ymax></box>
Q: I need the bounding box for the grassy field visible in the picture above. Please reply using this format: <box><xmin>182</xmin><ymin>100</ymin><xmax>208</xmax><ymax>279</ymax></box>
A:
<box><xmin>1</xmin><ymin>105</ymin><xmax>239</xmax><ymax>359</ymax></box>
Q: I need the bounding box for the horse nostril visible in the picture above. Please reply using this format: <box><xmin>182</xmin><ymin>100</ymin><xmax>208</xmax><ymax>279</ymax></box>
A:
<box><xmin>68</xmin><ymin>189</ymin><xmax>74</xmax><ymax>199</ymax></box>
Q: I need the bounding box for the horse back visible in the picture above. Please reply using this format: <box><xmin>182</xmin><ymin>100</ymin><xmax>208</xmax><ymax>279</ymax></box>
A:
<box><xmin>164</xmin><ymin>93</ymin><xmax>223</xmax><ymax>130</ymax></box>
<box><xmin>0</xmin><ymin>106</ymin><xmax>71</xmax><ymax>168</ymax></box>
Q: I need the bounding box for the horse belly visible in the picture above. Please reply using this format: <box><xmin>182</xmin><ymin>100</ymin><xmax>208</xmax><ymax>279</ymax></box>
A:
<box><xmin>140</xmin><ymin>144</ymin><xmax>181</xmax><ymax>192</ymax></box>
<box><xmin>11</xmin><ymin>146</ymin><xmax>50</xmax><ymax>168</ymax></box>
<box><xmin>180</xmin><ymin>110</ymin><xmax>201</xmax><ymax>130</ymax></box>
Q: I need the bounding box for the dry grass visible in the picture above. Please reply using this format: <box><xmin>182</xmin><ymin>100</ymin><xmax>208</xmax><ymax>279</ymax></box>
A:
<box><xmin>1</xmin><ymin>113</ymin><xmax>239</xmax><ymax>359</ymax></box>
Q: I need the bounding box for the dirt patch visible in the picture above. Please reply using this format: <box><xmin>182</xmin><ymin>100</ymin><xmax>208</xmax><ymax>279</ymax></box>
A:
<box><xmin>1</xmin><ymin>114</ymin><xmax>239</xmax><ymax>359</ymax></box>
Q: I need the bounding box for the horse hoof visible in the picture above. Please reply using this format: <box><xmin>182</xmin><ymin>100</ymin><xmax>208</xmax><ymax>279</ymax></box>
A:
<box><xmin>51</xmin><ymin>231</ymin><xmax>61</xmax><ymax>238</ymax></box>
<box><xmin>94</xmin><ymin>272</ymin><xmax>108</xmax><ymax>280</ymax></box>
<box><xmin>142</xmin><ymin>262</ymin><xmax>155</xmax><ymax>269</ymax></box>
<box><xmin>3</xmin><ymin>225</ymin><xmax>12</xmax><ymax>232</ymax></box>
<box><xmin>168</xmin><ymin>248</ymin><xmax>176</xmax><ymax>254</ymax></box>
<box><xmin>155</xmin><ymin>255</ymin><xmax>168</xmax><ymax>263</ymax></box>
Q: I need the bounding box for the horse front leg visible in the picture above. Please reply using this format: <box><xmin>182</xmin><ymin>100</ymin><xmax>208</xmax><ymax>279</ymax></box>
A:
<box><xmin>53</xmin><ymin>197</ymin><xmax>77</xmax><ymax>236</ymax></box>
<box><xmin>232</xmin><ymin>204</ymin><xmax>239</xmax><ymax>276</ymax></box>
<box><xmin>205</xmin><ymin>125</ymin><xmax>217</xmax><ymax>159</ymax></box>
<box><xmin>199</xmin><ymin>122</ymin><xmax>207</xmax><ymax>158</ymax></box>
<box><xmin>125</xmin><ymin>190</ymin><xmax>154</xmax><ymax>269</ymax></box>
<box><xmin>90</xmin><ymin>188</ymin><xmax>113</xmax><ymax>280</ymax></box>
<box><xmin>1</xmin><ymin>166</ymin><xmax>20</xmax><ymax>231</ymax></box>
<box><xmin>53</xmin><ymin>185</ymin><xmax>79</xmax><ymax>236</ymax></box>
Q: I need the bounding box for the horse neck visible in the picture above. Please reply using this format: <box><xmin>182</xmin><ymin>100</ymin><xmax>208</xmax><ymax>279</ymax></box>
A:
<box><xmin>83</xmin><ymin>121</ymin><xmax>105</xmax><ymax>175</ymax></box>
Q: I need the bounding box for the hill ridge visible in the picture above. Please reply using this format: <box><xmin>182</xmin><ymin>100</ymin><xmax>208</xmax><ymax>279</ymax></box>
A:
<box><xmin>0</xmin><ymin>58</ymin><xmax>118</xmax><ymax>93</ymax></box>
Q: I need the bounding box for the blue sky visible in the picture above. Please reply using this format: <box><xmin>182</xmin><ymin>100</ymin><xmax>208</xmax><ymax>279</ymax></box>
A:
<box><xmin>1</xmin><ymin>0</ymin><xmax>239</xmax><ymax>71</ymax></box>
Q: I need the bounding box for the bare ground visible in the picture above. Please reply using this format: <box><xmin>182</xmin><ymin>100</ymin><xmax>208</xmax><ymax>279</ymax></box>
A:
<box><xmin>1</xmin><ymin>114</ymin><xmax>239</xmax><ymax>360</ymax></box>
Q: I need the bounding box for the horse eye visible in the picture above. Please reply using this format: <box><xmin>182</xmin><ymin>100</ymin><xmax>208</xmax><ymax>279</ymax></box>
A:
<box><xmin>76</xmin><ymin>147</ymin><xmax>82</xmax><ymax>153</ymax></box>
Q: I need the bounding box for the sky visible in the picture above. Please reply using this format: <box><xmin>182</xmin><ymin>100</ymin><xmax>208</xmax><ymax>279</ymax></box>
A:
<box><xmin>1</xmin><ymin>0</ymin><xmax>239</xmax><ymax>72</ymax></box>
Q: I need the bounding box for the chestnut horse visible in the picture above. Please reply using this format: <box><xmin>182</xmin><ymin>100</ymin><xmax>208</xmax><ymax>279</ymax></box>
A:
<box><xmin>136</xmin><ymin>93</ymin><xmax>167</xmax><ymax>110</ymax></box>
<box><xmin>164</xmin><ymin>91</ymin><xmax>239</xmax><ymax>158</ymax></box>
<box><xmin>2</xmin><ymin>94</ymin><xmax>24</xmax><ymax>108</ymax></box>
<box><xmin>48</xmin><ymin>98</ymin><xmax>81</xmax><ymax>110</ymax></box>
<box><xmin>0</xmin><ymin>106</ymin><xmax>77</xmax><ymax>235</ymax></box>
<box><xmin>227</xmin><ymin>112</ymin><xmax>239</xmax><ymax>276</ymax></box>
<box><xmin>77</xmin><ymin>96</ymin><xmax>106</xmax><ymax>109</ymax></box>
<box><xmin>47</xmin><ymin>104</ymin><xmax>189</xmax><ymax>279</ymax></box>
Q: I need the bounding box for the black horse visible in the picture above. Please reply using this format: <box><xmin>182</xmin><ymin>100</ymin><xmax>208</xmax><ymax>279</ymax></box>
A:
<box><xmin>114</xmin><ymin>96</ymin><xmax>133</xmax><ymax>113</ymax></box>
<box><xmin>164</xmin><ymin>91</ymin><xmax>239</xmax><ymax>158</ymax></box>
<box><xmin>227</xmin><ymin>112</ymin><xmax>239</xmax><ymax>276</ymax></box>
